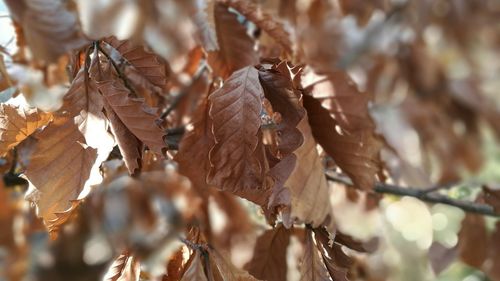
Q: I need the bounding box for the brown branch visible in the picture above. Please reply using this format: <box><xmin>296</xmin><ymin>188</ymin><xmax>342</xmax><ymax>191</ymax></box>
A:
<box><xmin>326</xmin><ymin>173</ymin><xmax>499</xmax><ymax>217</ymax></box>
<box><xmin>160</xmin><ymin>127</ymin><xmax>498</xmax><ymax>217</ymax></box>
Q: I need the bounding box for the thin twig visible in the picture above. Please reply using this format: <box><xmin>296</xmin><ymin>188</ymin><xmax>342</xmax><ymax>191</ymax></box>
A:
<box><xmin>420</xmin><ymin>181</ymin><xmax>459</xmax><ymax>194</ymax></box>
<box><xmin>159</xmin><ymin>63</ymin><xmax>208</xmax><ymax>120</ymax></box>
<box><xmin>326</xmin><ymin>173</ymin><xmax>499</xmax><ymax>217</ymax></box>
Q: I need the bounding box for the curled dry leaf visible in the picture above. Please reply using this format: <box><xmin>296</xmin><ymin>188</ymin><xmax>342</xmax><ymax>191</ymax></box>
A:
<box><xmin>175</xmin><ymin>93</ymin><xmax>214</xmax><ymax>190</ymax></box>
<box><xmin>313</xmin><ymin>228</ymin><xmax>350</xmax><ymax>281</ymax></box>
<box><xmin>245</xmin><ymin>225</ymin><xmax>291</xmax><ymax>281</ymax></box>
<box><xmin>96</xmin><ymin>66</ymin><xmax>166</xmax><ymax>155</ymax></box>
<box><xmin>164</xmin><ymin>247</ymin><xmax>188</xmax><ymax>281</ymax></box>
<box><xmin>5</xmin><ymin>0</ymin><xmax>89</xmax><ymax>63</ymax></box>
<box><xmin>62</xmin><ymin>66</ymin><xmax>114</xmax><ymax>149</ymax></box>
<box><xmin>299</xmin><ymin>229</ymin><xmax>331</xmax><ymax>281</ymax></box>
<box><xmin>208</xmin><ymin>3</ymin><xmax>259</xmax><ymax>79</ymax></box>
<box><xmin>104</xmin><ymin>102</ymin><xmax>142</xmax><ymax>175</ymax></box>
<box><xmin>103</xmin><ymin>252</ymin><xmax>141</xmax><ymax>281</ymax></box>
<box><xmin>24</xmin><ymin>62</ymin><xmax>114</xmax><ymax>232</ymax></box>
<box><xmin>208</xmin><ymin>66</ymin><xmax>267</xmax><ymax>192</ymax></box>
<box><xmin>259</xmin><ymin>67</ymin><xmax>332</xmax><ymax>228</ymax></box>
<box><xmin>0</xmin><ymin>103</ymin><xmax>52</xmax><ymax>156</ymax></box>
<box><xmin>24</xmin><ymin>115</ymin><xmax>112</xmax><ymax>230</ymax></box>
<box><xmin>180</xmin><ymin>251</ymin><xmax>209</xmax><ymax>281</ymax></box>
<box><xmin>281</xmin><ymin>113</ymin><xmax>332</xmax><ymax>228</ymax></box>
<box><xmin>304</xmin><ymin>71</ymin><xmax>382</xmax><ymax>190</ymax></box>
<box><xmin>104</xmin><ymin>37</ymin><xmax>170</xmax><ymax>90</ymax></box>
<box><xmin>221</xmin><ymin>0</ymin><xmax>293</xmax><ymax>54</ymax></box>
<box><xmin>209</xmin><ymin>248</ymin><xmax>261</xmax><ymax>281</ymax></box>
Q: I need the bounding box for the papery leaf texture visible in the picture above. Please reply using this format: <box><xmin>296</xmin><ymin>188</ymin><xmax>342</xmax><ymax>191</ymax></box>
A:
<box><xmin>0</xmin><ymin>104</ymin><xmax>52</xmax><ymax>155</ymax></box>
<box><xmin>304</xmin><ymin>71</ymin><xmax>382</xmax><ymax>190</ymax></box>
<box><xmin>5</xmin><ymin>0</ymin><xmax>88</xmax><ymax>62</ymax></box>
<box><xmin>245</xmin><ymin>225</ymin><xmax>291</xmax><ymax>281</ymax></box>
<box><xmin>208</xmin><ymin>66</ymin><xmax>266</xmax><ymax>192</ymax></box>
<box><xmin>208</xmin><ymin>3</ymin><xmax>259</xmax><ymax>78</ymax></box>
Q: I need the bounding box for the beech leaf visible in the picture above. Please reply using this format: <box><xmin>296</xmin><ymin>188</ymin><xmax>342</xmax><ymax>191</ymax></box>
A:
<box><xmin>304</xmin><ymin>71</ymin><xmax>382</xmax><ymax>190</ymax></box>
<box><xmin>208</xmin><ymin>66</ymin><xmax>267</xmax><ymax>192</ymax></box>
<box><xmin>103</xmin><ymin>252</ymin><xmax>140</xmax><ymax>281</ymax></box>
<box><xmin>180</xmin><ymin>252</ymin><xmax>208</xmax><ymax>281</ymax></box>
<box><xmin>5</xmin><ymin>0</ymin><xmax>88</xmax><ymax>63</ymax></box>
<box><xmin>209</xmin><ymin>248</ymin><xmax>261</xmax><ymax>281</ymax></box>
<box><xmin>104</xmin><ymin>37</ymin><xmax>170</xmax><ymax>90</ymax></box>
<box><xmin>24</xmin><ymin>115</ymin><xmax>112</xmax><ymax>230</ymax></box>
<box><xmin>313</xmin><ymin>228</ymin><xmax>351</xmax><ymax>281</ymax></box>
<box><xmin>96</xmin><ymin>68</ymin><xmax>166</xmax><ymax>155</ymax></box>
<box><xmin>175</xmin><ymin>94</ymin><xmax>214</xmax><ymax>190</ymax></box>
<box><xmin>300</xmin><ymin>229</ymin><xmax>331</xmax><ymax>281</ymax></box>
<box><xmin>208</xmin><ymin>3</ymin><xmax>259</xmax><ymax>79</ymax></box>
<box><xmin>0</xmin><ymin>104</ymin><xmax>52</xmax><ymax>156</ymax></box>
<box><xmin>221</xmin><ymin>0</ymin><xmax>293</xmax><ymax>54</ymax></box>
<box><xmin>245</xmin><ymin>225</ymin><xmax>291</xmax><ymax>281</ymax></box>
<box><xmin>282</xmin><ymin>113</ymin><xmax>332</xmax><ymax>228</ymax></box>
<box><xmin>104</xmin><ymin>102</ymin><xmax>142</xmax><ymax>175</ymax></box>
<box><xmin>259</xmin><ymin>67</ymin><xmax>332</xmax><ymax>228</ymax></box>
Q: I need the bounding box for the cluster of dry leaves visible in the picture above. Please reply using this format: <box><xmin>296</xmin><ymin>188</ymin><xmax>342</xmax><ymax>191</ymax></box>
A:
<box><xmin>0</xmin><ymin>0</ymin><xmax>499</xmax><ymax>280</ymax></box>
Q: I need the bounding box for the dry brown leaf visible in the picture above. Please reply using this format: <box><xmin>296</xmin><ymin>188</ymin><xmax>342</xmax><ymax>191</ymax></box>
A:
<box><xmin>300</xmin><ymin>229</ymin><xmax>331</xmax><ymax>281</ymax></box>
<box><xmin>180</xmin><ymin>251</ymin><xmax>209</xmax><ymax>281</ymax></box>
<box><xmin>245</xmin><ymin>225</ymin><xmax>291</xmax><ymax>281</ymax></box>
<box><xmin>221</xmin><ymin>0</ymin><xmax>293</xmax><ymax>54</ymax></box>
<box><xmin>0</xmin><ymin>54</ymin><xmax>14</xmax><ymax>91</ymax></box>
<box><xmin>281</xmin><ymin>113</ymin><xmax>332</xmax><ymax>228</ymax></box>
<box><xmin>208</xmin><ymin>3</ymin><xmax>259</xmax><ymax>79</ymax></box>
<box><xmin>458</xmin><ymin>214</ymin><xmax>488</xmax><ymax>268</ymax></box>
<box><xmin>5</xmin><ymin>0</ymin><xmax>89</xmax><ymax>63</ymax></box>
<box><xmin>164</xmin><ymin>247</ymin><xmax>188</xmax><ymax>281</ymax></box>
<box><xmin>209</xmin><ymin>248</ymin><xmax>261</xmax><ymax>281</ymax></box>
<box><xmin>0</xmin><ymin>104</ymin><xmax>52</xmax><ymax>156</ymax></box>
<box><xmin>208</xmin><ymin>66</ymin><xmax>267</xmax><ymax>192</ymax></box>
<box><xmin>103</xmin><ymin>252</ymin><xmax>141</xmax><ymax>281</ymax></box>
<box><xmin>0</xmin><ymin>181</ymin><xmax>15</xmax><ymax>247</ymax></box>
<box><xmin>485</xmin><ymin>222</ymin><xmax>500</xmax><ymax>280</ymax></box>
<box><xmin>210</xmin><ymin>190</ymin><xmax>254</xmax><ymax>247</ymax></box>
<box><xmin>24</xmin><ymin>115</ymin><xmax>112</xmax><ymax>230</ymax></box>
<box><xmin>63</xmin><ymin>66</ymin><xmax>113</xmax><ymax>148</ymax></box>
<box><xmin>104</xmin><ymin>37</ymin><xmax>170</xmax><ymax>90</ymax></box>
<box><xmin>175</xmin><ymin>93</ymin><xmax>214</xmax><ymax>191</ymax></box>
<box><xmin>304</xmin><ymin>71</ymin><xmax>382</xmax><ymax>190</ymax></box>
<box><xmin>298</xmin><ymin>2</ymin><xmax>343</xmax><ymax>73</ymax></box>
<box><xmin>24</xmin><ymin>62</ymin><xmax>115</xmax><ymax>231</ymax></box>
<box><xmin>96</xmin><ymin>68</ymin><xmax>166</xmax><ymax>155</ymax></box>
<box><xmin>313</xmin><ymin>228</ymin><xmax>350</xmax><ymax>281</ymax></box>
<box><xmin>104</xmin><ymin>102</ymin><xmax>142</xmax><ymax>175</ymax></box>
<box><xmin>258</xmin><ymin>66</ymin><xmax>332</xmax><ymax>227</ymax></box>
